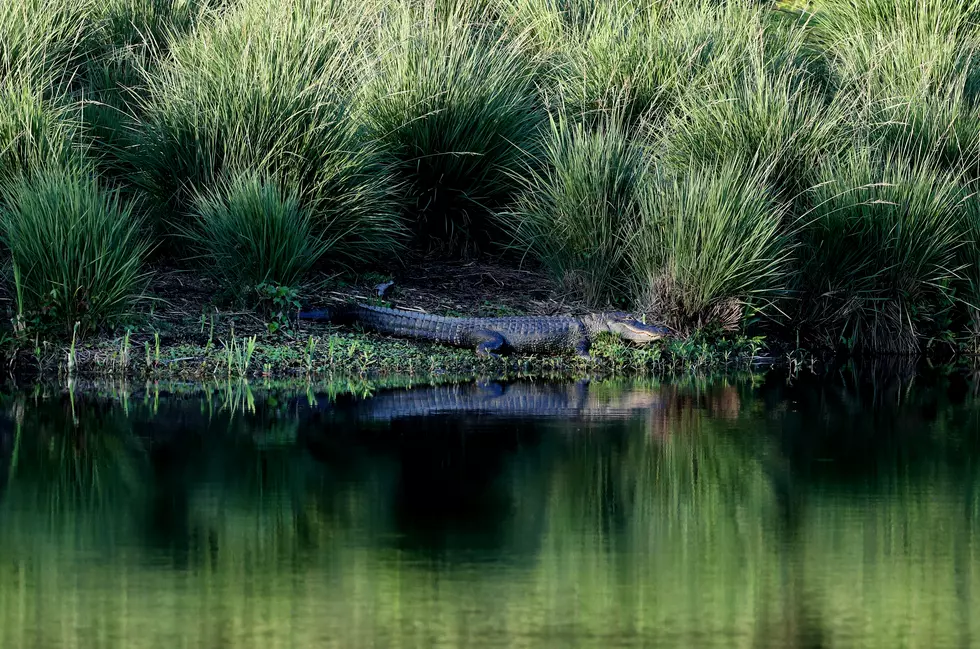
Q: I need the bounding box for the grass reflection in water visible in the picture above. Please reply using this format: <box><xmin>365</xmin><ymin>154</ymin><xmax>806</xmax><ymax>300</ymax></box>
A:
<box><xmin>0</xmin><ymin>370</ymin><xmax>978</xmax><ymax>648</ymax></box>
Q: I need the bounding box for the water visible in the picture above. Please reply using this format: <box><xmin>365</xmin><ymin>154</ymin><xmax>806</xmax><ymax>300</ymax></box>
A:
<box><xmin>1</xmin><ymin>364</ymin><xmax>980</xmax><ymax>648</ymax></box>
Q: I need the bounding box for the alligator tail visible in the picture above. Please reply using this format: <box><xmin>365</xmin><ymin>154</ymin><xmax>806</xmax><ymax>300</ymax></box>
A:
<box><xmin>298</xmin><ymin>308</ymin><xmax>335</xmax><ymax>322</ymax></box>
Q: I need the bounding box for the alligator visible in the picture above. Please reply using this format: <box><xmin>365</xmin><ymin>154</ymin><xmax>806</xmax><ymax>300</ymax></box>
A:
<box><xmin>298</xmin><ymin>303</ymin><xmax>670</xmax><ymax>357</ymax></box>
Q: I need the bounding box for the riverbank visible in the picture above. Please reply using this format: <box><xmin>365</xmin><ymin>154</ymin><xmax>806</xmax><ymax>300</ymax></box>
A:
<box><xmin>0</xmin><ymin>257</ymin><xmax>788</xmax><ymax>381</ymax></box>
<box><xmin>5</xmin><ymin>0</ymin><xmax>980</xmax><ymax>362</ymax></box>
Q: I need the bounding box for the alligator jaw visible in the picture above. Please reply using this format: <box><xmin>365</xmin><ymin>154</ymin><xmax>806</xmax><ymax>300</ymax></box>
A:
<box><xmin>618</xmin><ymin>322</ymin><xmax>669</xmax><ymax>343</ymax></box>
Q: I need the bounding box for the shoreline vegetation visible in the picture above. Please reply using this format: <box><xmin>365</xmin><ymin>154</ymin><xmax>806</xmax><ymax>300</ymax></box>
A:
<box><xmin>3</xmin><ymin>0</ymin><xmax>980</xmax><ymax>379</ymax></box>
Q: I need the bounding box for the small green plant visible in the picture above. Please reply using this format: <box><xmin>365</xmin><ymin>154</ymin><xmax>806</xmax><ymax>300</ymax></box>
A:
<box><xmin>221</xmin><ymin>324</ymin><xmax>258</xmax><ymax>378</ymax></box>
<box><xmin>66</xmin><ymin>321</ymin><xmax>79</xmax><ymax>374</ymax></box>
<box><xmin>255</xmin><ymin>283</ymin><xmax>301</xmax><ymax>335</ymax></box>
<box><xmin>305</xmin><ymin>336</ymin><xmax>318</xmax><ymax>374</ymax></box>
<box><xmin>119</xmin><ymin>328</ymin><xmax>131</xmax><ymax>371</ymax></box>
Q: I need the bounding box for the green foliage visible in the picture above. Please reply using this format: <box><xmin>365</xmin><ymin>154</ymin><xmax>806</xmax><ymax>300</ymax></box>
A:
<box><xmin>362</xmin><ymin>0</ymin><xmax>544</xmax><ymax>250</ymax></box>
<box><xmin>552</xmin><ymin>0</ymin><xmax>786</xmax><ymax>127</ymax></box>
<box><xmin>868</xmin><ymin>76</ymin><xmax>980</xmax><ymax>178</ymax></box>
<box><xmin>663</xmin><ymin>47</ymin><xmax>843</xmax><ymax>202</ymax></box>
<box><xmin>182</xmin><ymin>172</ymin><xmax>327</xmax><ymax>300</ymax></box>
<box><xmin>0</xmin><ymin>78</ymin><xmax>77</xmax><ymax>183</ymax></box>
<box><xmin>809</xmin><ymin>0</ymin><xmax>980</xmax><ymax>97</ymax></box>
<box><xmin>130</xmin><ymin>0</ymin><xmax>402</xmax><ymax>259</ymax></box>
<box><xmin>555</xmin><ymin>3</ymin><xmax>691</xmax><ymax>125</ymax></box>
<box><xmin>809</xmin><ymin>0</ymin><xmax>980</xmax><ymax>177</ymax></box>
<box><xmin>502</xmin><ymin>111</ymin><xmax>648</xmax><ymax>305</ymax></box>
<box><xmin>631</xmin><ymin>161</ymin><xmax>793</xmax><ymax>331</ymax></box>
<box><xmin>80</xmin><ymin>0</ymin><xmax>225</xmax><ymax>174</ymax></box>
<box><xmin>797</xmin><ymin>149</ymin><xmax>968</xmax><ymax>353</ymax></box>
<box><xmin>0</xmin><ymin>0</ymin><xmax>92</xmax><ymax>89</ymax></box>
<box><xmin>255</xmin><ymin>283</ymin><xmax>301</xmax><ymax>335</ymax></box>
<box><xmin>0</xmin><ymin>164</ymin><xmax>150</xmax><ymax>335</ymax></box>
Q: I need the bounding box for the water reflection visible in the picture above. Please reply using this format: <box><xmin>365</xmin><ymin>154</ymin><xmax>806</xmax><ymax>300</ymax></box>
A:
<box><xmin>1</xmin><ymin>367</ymin><xmax>979</xmax><ymax>648</ymax></box>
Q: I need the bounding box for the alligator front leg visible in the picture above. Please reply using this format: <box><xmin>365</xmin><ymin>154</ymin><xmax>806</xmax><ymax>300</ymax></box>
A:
<box><xmin>473</xmin><ymin>331</ymin><xmax>506</xmax><ymax>358</ymax></box>
<box><xmin>575</xmin><ymin>337</ymin><xmax>591</xmax><ymax>360</ymax></box>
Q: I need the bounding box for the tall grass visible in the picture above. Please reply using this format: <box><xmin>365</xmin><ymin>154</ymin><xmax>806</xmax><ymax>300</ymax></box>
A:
<box><xmin>130</xmin><ymin>0</ymin><xmax>403</xmax><ymax>260</ymax></box>
<box><xmin>811</xmin><ymin>0</ymin><xmax>980</xmax><ymax>175</ymax></box>
<box><xmin>551</xmin><ymin>0</ymin><xmax>802</xmax><ymax>128</ymax></box>
<box><xmin>362</xmin><ymin>0</ymin><xmax>544</xmax><ymax>251</ymax></box>
<box><xmin>0</xmin><ymin>0</ymin><xmax>92</xmax><ymax>89</ymax></box>
<box><xmin>957</xmin><ymin>193</ymin><xmax>980</xmax><ymax>343</ymax></box>
<box><xmin>6</xmin><ymin>0</ymin><xmax>980</xmax><ymax>348</ymax></box>
<box><xmin>0</xmin><ymin>164</ymin><xmax>150</xmax><ymax>334</ymax></box>
<box><xmin>663</xmin><ymin>42</ymin><xmax>842</xmax><ymax>204</ymax></box>
<box><xmin>502</xmin><ymin>111</ymin><xmax>648</xmax><ymax>305</ymax></box>
<box><xmin>797</xmin><ymin>149</ymin><xmax>967</xmax><ymax>353</ymax></box>
<box><xmin>555</xmin><ymin>3</ymin><xmax>685</xmax><ymax>126</ymax></box>
<box><xmin>0</xmin><ymin>78</ymin><xmax>77</xmax><ymax>183</ymax></box>
<box><xmin>809</xmin><ymin>0</ymin><xmax>980</xmax><ymax>96</ymax></box>
<box><xmin>631</xmin><ymin>161</ymin><xmax>793</xmax><ymax>331</ymax></box>
<box><xmin>182</xmin><ymin>171</ymin><xmax>328</xmax><ymax>299</ymax></box>
<box><xmin>80</xmin><ymin>0</ymin><xmax>225</xmax><ymax>176</ymax></box>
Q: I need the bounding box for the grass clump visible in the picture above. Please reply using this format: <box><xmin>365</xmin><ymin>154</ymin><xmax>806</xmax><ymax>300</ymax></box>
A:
<box><xmin>0</xmin><ymin>165</ymin><xmax>150</xmax><ymax>335</ymax></box>
<box><xmin>0</xmin><ymin>79</ymin><xmax>77</xmax><ymax>183</ymax></box>
<box><xmin>130</xmin><ymin>0</ymin><xmax>402</xmax><ymax>260</ymax></box>
<box><xmin>663</xmin><ymin>50</ymin><xmax>842</xmax><ymax>204</ymax></box>
<box><xmin>554</xmin><ymin>3</ymin><xmax>685</xmax><ymax>126</ymax></box>
<box><xmin>552</xmin><ymin>0</ymin><xmax>800</xmax><ymax>128</ymax></box>
<box><xmin>503</xmin><ymin>112</ymin><xmax>648</xmax><ymax>305</ymax></box>
<box><xmin>182</xmin><ymin>171</ymin><xmax>327</xmax><ymax>302</ymax></box>
<box><xmin>363</xmin><ymin>0</ymin><xmax>544</xmax><ymax>251</ymax></box>
<box><xmin>80</xmin><ymin>0</ymin><xmax>225</xmax><ymax>175</ymax></box>
<box><xmin>797</xmin><ymin>149</ymin><xmax>967</xmax><ymax>353</ymax></box>
<box><xmin>631</xmin><ymin>161</ymin><xmax>792</xmax><ymax>331</ymax></box>
<box><xmin>0</xmin><ymin>0</ymin><xmax>92</xmax><ymax>89</ymax></box>
<box><xmin>809</xmin><ymin>0</ymin><xmax>980</xmax><ymax>96</ymax></box>
<box><xmin>810</xmin><ymin>0</ymin><xmax>980</xmax><ymax>176</ymax></box>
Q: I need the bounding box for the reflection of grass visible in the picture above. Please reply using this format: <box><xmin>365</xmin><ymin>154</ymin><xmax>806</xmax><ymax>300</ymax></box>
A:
<box><xmin>3</xmin><ymin>399</ymin><xmax>149</xmax><ymax>512</ymax></box>
<box><xmin>2</xmin><ymin>379</ymin><xmax>980</xmax><ymax>648</ymax></box>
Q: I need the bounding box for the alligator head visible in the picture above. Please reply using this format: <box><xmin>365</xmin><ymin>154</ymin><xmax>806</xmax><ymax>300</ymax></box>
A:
<box><xmin>584</xmin><ymin>312</ymin><xmax>670</xmax><ymax>343</ymax></box>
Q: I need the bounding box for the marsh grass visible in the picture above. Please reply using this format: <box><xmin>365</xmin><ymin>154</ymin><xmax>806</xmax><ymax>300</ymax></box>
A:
<box><xmin>502</xmin><ymin>111</ymin><xmax>648</xmax><ymax>305</ymax></box>
<box><xmin>555</xmin><ymin>3</ymin><xmax>685</xmax><ymax>126</ymax></box>
<box><xmin>80</xmin><ymin>0</ymin><xmax>226</xmax><ymax>176</ymax></box>
<box><xmin>0</xmin><ymin>164</ymin><xmax>150</xmax><ymax>335</ymax></box>
<box><xmin>631</xmin><ymin>161</ymin><xmax>793</xmax><ymax>331</ymax></box>
<box><xmin>363</xmin><ymin>0</ymin><xmax>544</xmax><ymax>251</ymax></box>
<box><xmin>182</xmin><ymin>171</ymin><xmax>328</xmax><ymax>301</ymax></box>
<box><xmin>130</xmin><ymin>0</ymin><xmax>402</xmax><ymax>259</ymax></box>
<box><xmin>797</xmin><ymin>149</ymin><xmax>968</xmax><ymax>353</ymax></box>
<box><xmin>0</xmin><ymin>0</ymin><xmax>92</xmax><ymax>89</ymax></box>
<box><xmin>810</xmin><ymin>0</ymin><xmax>980</xmax><ymax>176</ymax></box>
<box><xmin>7</xmin><ymin>0</ymin><xmax>980</xmax><ymax>352</ymax></box>
<box><xmin>551</xmin><ymin>0</ymin><xmax>807</xmax><ymax>128</ymax></box>
<box><xmin>0</xmin><ymin>78</ymin><xmax>78</xmax><ymax>183</ymax></box>
<box><xmin>662</xmin><ymin>45</ymin><xmax>844</xmax><ymax>204</ymax></box>
<box><xmin>809</xmin><ymin>0</ymin><xmax>980</xmax><ymax>96</ymax></box>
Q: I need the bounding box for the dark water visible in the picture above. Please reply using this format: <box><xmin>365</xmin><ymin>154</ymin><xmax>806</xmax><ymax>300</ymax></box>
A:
<box><xmin>2</xmin><ymin>364</ymin><xmax>980</xmax><ymax>648</ymax></box>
